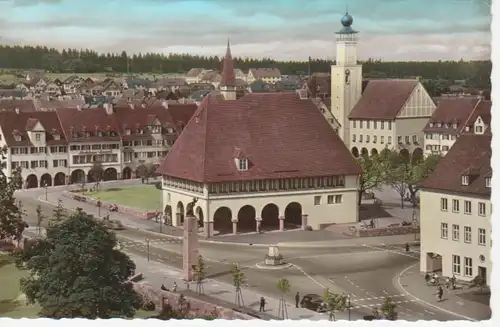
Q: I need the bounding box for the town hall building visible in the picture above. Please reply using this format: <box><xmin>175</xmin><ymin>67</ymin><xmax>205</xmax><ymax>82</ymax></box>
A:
<box><xmin>157</xmin><ymin>40</ymin><xmax>362</xmax><ymax>237</ymax></box>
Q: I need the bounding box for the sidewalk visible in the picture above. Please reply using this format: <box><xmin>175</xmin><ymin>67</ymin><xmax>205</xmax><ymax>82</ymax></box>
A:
<box><xmin>277</xmin><ymin>234</ymin><xmax>420</xmax><ymax>248</ymax></box>
<box><xmin>397</xmin><ymin>263</ymin><xmax>491</xmax><ymax>321</ymax></box>
<box><xmin>127</xmin><ymin>253</ymin><xmax>356</xmax><ymax>320</ymax></box>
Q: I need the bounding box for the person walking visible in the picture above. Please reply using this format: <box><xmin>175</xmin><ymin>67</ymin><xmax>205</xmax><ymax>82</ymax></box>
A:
<box><xmin>295</xmin><ymin>292</ymin><xmax>300</xmax><ymax>308</ymax></box>
<box><xmin>259</xmin><ymin>297</ymin><xmax>266</xmax><ymax>312</ymax></box>
<box><xmin>172</xmin><ymin>281</ymin><xmax>177</xmax><ymax>293</ymax></box>
<box><xmin>436</xmin><ymin>286</ymin><xmax>443</xmax><ymax>302</ymax></box>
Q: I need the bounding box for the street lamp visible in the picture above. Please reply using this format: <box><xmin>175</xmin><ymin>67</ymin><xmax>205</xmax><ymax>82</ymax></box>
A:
<box><xmin>43</xmin><ymin>182</ymin><xmax>48</xmax><ymax>200</ymax></box>
<box><xmin>412</xmin><ymin>208</ymin><xmax>418</xmax><ymax>241</ymax></box>
<box><xmin>97</xmin><ymin>199</ymin><xmax>102</xmax><ymax>217</ymax></box>
<box><xmin>145</xmin><ymin>238</ymin><xmax>150</xmax><ymax>261</ymax></box>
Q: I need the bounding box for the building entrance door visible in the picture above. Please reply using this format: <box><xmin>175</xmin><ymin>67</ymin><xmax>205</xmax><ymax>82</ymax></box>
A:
<box><xmin>478</xmin><ymin>266</ymin><xmax>487</xmax><ymax>282</ymax></box>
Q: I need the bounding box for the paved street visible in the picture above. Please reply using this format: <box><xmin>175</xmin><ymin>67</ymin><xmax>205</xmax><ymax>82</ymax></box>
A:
<box><xmin>14</xmin><ymin>182</ymin><xmax>485</xmax><ymax>321</ymax></box>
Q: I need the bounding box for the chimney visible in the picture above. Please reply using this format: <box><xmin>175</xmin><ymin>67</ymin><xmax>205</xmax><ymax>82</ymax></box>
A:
<box><xmin>76</xmin><ymin>105</ymin><xmax>82</xmax><ymax>111</ymax></box>
<box><xmin>162</xmin><ymin>101</ymin><xmax>168</xmax><ymax>109</ymax></box>
<box><xmin>14</xmin><ymin>107</ymin><xmax>20</xmax><ymax>114</ymax></box>
<box><xmin>104</xmin><ymin>103</ymin><xmax>113</xmax><ymax>115</ymax></box>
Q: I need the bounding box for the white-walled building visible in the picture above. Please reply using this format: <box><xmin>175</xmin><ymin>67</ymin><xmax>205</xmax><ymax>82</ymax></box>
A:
<box><xmin>329</xmin><ymin>12</ymin><xmax>436</xmax><ymax>159</ymax></box>
<box><xmin>158</xmin><ymin>42</ymin><xmax>362</xmax><ymax>237</ymax></box>
<box><xmin>422</xmin><ymin>98</ymin><xmax>491</xmax><ymax>156</ymax></box>
<box><xmin>419</xmin><ymin>132</ymin><xmax>491</xmax><ymax>285</ymax></box>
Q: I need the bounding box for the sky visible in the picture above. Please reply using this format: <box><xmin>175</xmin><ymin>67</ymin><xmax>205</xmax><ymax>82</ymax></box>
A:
<box><xmin>0</xmin><ymin>0</ymin><xmax>492</xmax><ymax>61</ymax></box>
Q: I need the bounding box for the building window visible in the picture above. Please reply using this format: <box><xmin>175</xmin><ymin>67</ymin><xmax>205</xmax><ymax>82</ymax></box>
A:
<box><xmin>452</xmin><ymin>255</ymin><xmax>461</xmax><ymax>275</ymax></box>
<box><xmin>388</xmin><ymin>121</ymin><xmax>392</xmax><ymax>130</ymax></box>
<box><xmin>388</xmin><ymin>136</ymin><xmax>392</xmax><ymax>144</ymax></box>
<box><xmin>452</xmin><ymin>199</ymin><xmax>459</xmax><ymax>213</ymax></box>
<box><xmin>462</xmin><ymin>175</ymin><xmax>469</xmax><ymax>186</ymax></box>
<box><xmin>353</xmin><ymin>120</ymin><xmax>356</xmax><ymax>128</ymax></box>
<box><xmin>405</xmin><ymin>135</ymin><xmax>410</xmax><ymax>143</ymax></box>
<box><xmin>373</xmin><ymin>135</ymin><xmax>377</xmax><ymax>143</ymax></box>
<box><xmin>464</xmin><ymin>200</ymin><xmax>471</xmax><ymax>215</ymax></box>
<box><xmin>360</xmin><ymin>121</ymin><xmax>363</xmax><ymax>129</ymax></box>
<box><xmin>412</xmin><ymin>135</ymin><xmax>417</xmax><ymax>143</ymax></box>
<box><xmin>359</xmin><ymin>135</ymin><xmax>363</xmax><ymax>143</ymax></box>
<box><xmin>452</xmin><ymin>224</ymin><xmax>460</xmax><ymax>241</ymax></box>
<box><xmin>485</xmin><ymin>178</ymin><xmax>491</xmax><ymax>188</ymax></box>
<box><xmin>440</xmin><ymin>198</ymin><xmax>448</xmax><ymax>211</ymax></box>
<box><xmin>366</xmin><ymin>135</ymin><xmax>370</xmax><ymax>143</ymax></box>
<box><xmin>478</xmin><ymin>228</ymin><xmax>486</xmax><ymax>245</ymax></box>
<box><xmin>352</xmin><ymin>134</ymin><xmax>356</xmax><ymax>142</ymax></box>
<box><xmin>464</xmin><ymin>257</ymin><xmax>473</xmax><ymax>277</ymax></box>
<box><xmin>426</xmin><ymin>133</ymin><xmax>432</xmax><ymax>139</ymax></box>
<box><xmin>464</xmin><ymin>226</ymin><xmax>472</xmax><ymax>243</ymax></box>
<box><xmin>35</xmin><ymin>133</ymin><xmax>41</xmax><ymax>141</ymax></box>
<box><xmin>314</xmin><ymin>196</ymin><xmax>321</xmax><ymax>205</ymax></box>
<box><xmin>327</xmin><ymin>195</ymin><xmax>334</xmax><ymax>204</ymax></box>
<box><xmin>366</xmin><ymin>121</ymin><xmax>370</xmax><ymax>129</ymax></box>
<box><xmin>334</xmin><ymin>195</ymin><xmax>342</xmax><ymax>203</ymax></box>
<box><xmin>442</xmin><ymin>145</ymin><xmax>449</xmax><ymax>151</ymax></box>
<box><xmin>380</xmin><ymin>121</ymin><xmax>384</xmax><ymax>130</ymax></box>
<box><xmin>238</xmin><ymin>158</ymin><xmax>248</xmax><ymax>171</ymax></box>
<box><xmin>380</xmin><ymin>136</ymin><xmax>384</xmax><ymax>144</ymax></box>
<box><xmin>478</xmin><ymin>202</ymin><xmax>486</xmax><ymax>216</ymax></box>
<box><xmin>373</xmin><ymin>121</ymin><xmax>377</xmax><ymax>129</ymax></box>
<box><xmin>441</xmin><ymin>223</ymin><xmax>448</xmax><ymax>239</ymax></box>
<box><xmin>397</xmin><ymin>136</ymin><xmax>402</xmax><ymax>143</ymax></box>
<box><xmin>475</xmin><ymin>125</ymin><xmax>483</xmax><ymax>134</ymax></box>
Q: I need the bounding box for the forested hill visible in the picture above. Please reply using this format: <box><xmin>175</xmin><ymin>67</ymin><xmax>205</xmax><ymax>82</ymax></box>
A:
<box><xmin>0</xmin><ymin>45</ymin><xmax>491</xmax><ymax>84</ymax></box>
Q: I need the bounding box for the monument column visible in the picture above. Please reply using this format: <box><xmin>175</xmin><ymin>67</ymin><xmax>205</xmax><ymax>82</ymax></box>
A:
<box><xmin>279</xmin><ymin>216</ymin><xmax>285</xmax><ymax>231</ymax></box>
<box><xmin>301</xmin><ymin>214</ymin><xmax>309</xmax><ymax>230</ymax></box>
<box><xmin>231</xmin><ymin>218</ymin><xmax>238</xmax><ymax>234</ymax></box>
<box><xmin>183</xmin><ymin>215</ymin><xmax>199</xmax><ymax>281</ymax></box>
<box><xmin>255</xmin><ymin>217</ymin><xmax>262</xmax><ymax>232</ymax></box>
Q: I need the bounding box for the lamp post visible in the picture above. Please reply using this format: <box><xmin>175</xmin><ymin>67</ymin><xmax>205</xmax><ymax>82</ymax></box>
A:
<box><xmin>97</xmin><ymin>199</ymin><xmax>102</xmax><ymax>217</ymax></box>
<box><xmin>145</xmin><ymin>238</ymin><xmax>150</xmax><ymax>262</ymax></box>
<box><xmin>43</xmin><ymin>182</ymin><xmax>48</xmax><ymax>201</ymax></box>
<box><xmin>412</xmin><ymin>208</ymin><xmax>417</xmax><ymax>241</ymax></box>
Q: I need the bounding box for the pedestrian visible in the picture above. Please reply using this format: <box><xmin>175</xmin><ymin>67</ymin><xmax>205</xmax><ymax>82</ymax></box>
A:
<box><xmin>172</xmin><ymin>281</ymin><xmax>177</xmax><ymax>293</ymax></box>
<box><xmin>370</xmin><ymin>218</ymin><xmax>375</xmax><ymax>228</ymax></box>
<box><xmin>259</xmin><ymin>297</ymin><xmax>266</xmax><ymax>312</ymax></box>
<box><xmin>424</xmin><ymin>273</ymin><xmax>430</xmax><ymax>284</ymax></box>
<box><xmin>405</xmin><ymin>243</ymin><xmax>410</xmax><ymax>252</ymax></box>
<box><xmin>295</xmin><ymin>292</ymin><xmax>300</xmax><ymax>308</ymax></box>
<box><xmin>436</xmin><ymin>286</ymin><xmax>443</xmax><ymax>302</ymax></box>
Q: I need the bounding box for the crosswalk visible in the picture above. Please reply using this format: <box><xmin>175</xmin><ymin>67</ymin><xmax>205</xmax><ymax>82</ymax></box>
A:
<box><xmin>118</xmin><ymin>237</ymin><xmax>181</xmax><ymax>248</ymax></box>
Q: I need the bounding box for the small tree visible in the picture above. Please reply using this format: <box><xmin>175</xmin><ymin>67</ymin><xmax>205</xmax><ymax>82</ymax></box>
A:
<box><xmin>0</xmin><ymin>157</ymin><xmax>26</xmax><ymax>241</ymax></box>
<box><xmin>380</xmin><ymin>296</ymin><xmax>398</xmax><ymax>320</ymax></box>
<box><xmin>356</xmin><ymin>152</ymin><xmax>386</xmax><ymax>206</ymax></box>
<box><xmin>231</xmin><ymin>262</ymin><xmax>246</xmax><ymax>307</ymax></box>
<box><xmin>193</xmin><ymin>254</ymin><xmax>206</xmax><ymax>294</ymax></box>
<box><xmin>89</xmin><ymin>160</ymin><xmax>104</xmax><ymax>191</ymax></box>
<box><xmin>144</xmin><ymin>162</ymin><xmax>156</xmax><ymax>182</ymax></box>
<box><xmin>323</xmin><ymin>289</ymin><xmax>347</xmax><ymax>321</ymax></box>
<box><xmin>276</xmin><ymin>278</ymin><xmax>291</xmax><ymax>319</ymax></box>
<box><xmin>136</xmin><ymin>164</ymin><xmax>147</xmax><ymax>182</ymax></box>
<box><xmin>35</xmin><ymin>205</ymin><xmax>46</xmax><ymax>236</ymax></box>
<box><xmin>53</xmin><ymin>199</ymin><xmax>66</xmax><ymax>222</ymax></box>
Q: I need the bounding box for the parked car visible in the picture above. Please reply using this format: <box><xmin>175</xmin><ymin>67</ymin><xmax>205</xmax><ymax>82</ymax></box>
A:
<box><xmin>300</xmin><ymin>294</ymin><xmax>326</xmax><ymax>312</ymax></box>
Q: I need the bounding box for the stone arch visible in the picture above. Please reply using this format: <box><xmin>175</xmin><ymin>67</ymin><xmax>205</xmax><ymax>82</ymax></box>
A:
<box><xmin>412</xmin><ymin>147</ymin><xmax>424</xmax><ymax>165</ymax></box>
<box><xmin>284</xmin><ymin>202</ymin><xmax>302</xmax><ymax>227</ymax></box>
<box><xmin>122</xmin><ymin>167</ymin><xmax>132</xmax><ymax>179</ymax></box>
<box><xmin>237</xmin><ymin>205</ymin><xmax>256</xmax><ymax>232</ymax></box>
<box><xmin>176</xmin><ymin>201</ymin><xmax>185</xmax><ymax>226</ymax></box>
<box><xmin>71</xmin><ymin>169</ymin><xmax>85</xmax><ymax>184</ymax></box>
<box><xmin>40</xmin><ymin>173</ymin><xmax>52</xmax><ymax>187</ymax></box>
<box><xmin>371</xmin><ymin>148</ymin><xmax>378</xmax><ymax>156</ymax></box>
<box><xmin>26</xmin><ymin>174</ymin><xmax>38</xmax><ymax>189</ymax></box>
<box><xmin>103</xmin><ymin>167</ymin><xmax>118</xmax><ymax>181</ymax></box>
<box><xmin>213</xmin><ymin>207</ymin><xmax>232</xmax><ymax>233</ymax></box>
<box><xmin>351</xmin><ymin>147</ymin><xmax>359</xmax><ymax>157</ymax></box>
<box><xmin>54</xmin><ymin>172</ymin><xmax>66</xmax><ymax>186</ymax></box>
<box><xmin>361</xmin><ymin>147</ymin><xmax>369</xmax><ymax>157</ymax></box>
<box><xmin>164</xmin><ymin>205</ymin><xmax>172</xmax><ymax>224</ymax></box>
<box><xmin>400</xmin><ymin>148</ymin><xmax>410</xmax><ymax>162</ymax></box>
<box><xmin>196</xmin><ymin>206</ymin><xmax>204</xmax><ymax>228</ymax></box>
<box><xmin>261</xmin><ymin>203</ymin><xmax>279</xmax><ymax>230</ymax></box>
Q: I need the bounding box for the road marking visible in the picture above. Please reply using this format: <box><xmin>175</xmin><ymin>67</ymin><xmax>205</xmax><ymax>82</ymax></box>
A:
<box><xmin>380</xmin><ymin>243</ymin><xmax>421</xmax><ymax>254</ymax></box>
<box><xmin>362</xmin><ymin>244</ymin><xmax>419</xmax><ymax>259</ymax></box>
<box><xmin>396</xmin><ymin>263</ymin><xmax>477</xmax><ymax>321</ymax></box>
<box><xmin>406</xmin><ymin>308</ymin><xmax>414</xmax><ymax>312</ymax></box>
<box><xmin>356</xmin><ymin>294</ymin><xmax>406</xmax><ymax>301</ymax></box>
<box><xmin>293</xmin><ymin>264</ymin><xmax>325</xmax><ymax>289</ymax></box>
<box><xmin>424</xmin><ymin>310</ymin><xmax>435</xmax><ymax>315</ymax></box>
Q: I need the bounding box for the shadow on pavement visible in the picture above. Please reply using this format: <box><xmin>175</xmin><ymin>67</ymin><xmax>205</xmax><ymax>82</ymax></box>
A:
<box><xmin>457</xmin><ymin>290</ymin><xmax>490</xmax><ymax>306</ymax></box>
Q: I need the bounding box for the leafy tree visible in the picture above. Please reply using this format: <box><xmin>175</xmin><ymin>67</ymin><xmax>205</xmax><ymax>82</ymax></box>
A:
<box><xmin>356</xmin><ymin>152</ymin><xmax>387</xmax><ymax>206</ymax></box>
<box><xmin>35</xmin><ymin>205</ymin><xmax>46</xmax><ymax>236</ymax></box>
<box><xmin>89</xmin><ymin>160</ymin><xmax>104</xmax><ymax>191</ymax></box>
<box><xmin>0</xmin><ymin>148</ymin><xmax>26</xmax><ymax>241</ymax></box>
<box><xmin>231</xmin><ymin>262</ymin><xmax>246</xmax><ymax>307</ymax></box>
<box><xmin>193</xmin><ymin>254</ymin><xmax>206</xmax><ymax>294</ymax></box>
<box><xmin>323</xmin><ymin>289</ymin><xmax>348</xmax><ymax>321</ymax></box>
<box><xmin>276</xmin><ymin>278</ymin><xmax>291</xmax><ymax>319</ymax></box>
<box><xmin>380</xmin><ymin>296</ymin><xmax>398</xmax><ymax>320</ymax></box>
<box><xmin>406</xmin><ymin>154</ymin><xmax>440</xmax><ymax>206</ymax></box>
<box><xmin>53</xmin><ymin>198</ymin><xmax>66</xmax><ymax>222</ymax></box>
<box><xmin>15</xmin><ymin>210</ymin><xmax>140</xmax><ymax>318</ymax></box>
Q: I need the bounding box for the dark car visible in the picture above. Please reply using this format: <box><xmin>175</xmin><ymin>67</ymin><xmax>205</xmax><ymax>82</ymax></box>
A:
<box><xmin>300</xmin><ymin>294</ymin><xmax>326</xmax><ymax>312</ymax></box>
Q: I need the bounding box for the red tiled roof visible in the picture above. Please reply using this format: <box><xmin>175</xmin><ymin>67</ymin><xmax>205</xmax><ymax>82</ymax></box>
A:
<box><xmin>220</xmin><ymin>41</ymin><xmax>236</xmax><ymax>87</ymax></box>
<box><xmin>348</xmin><ymin>79</ymin><xmax>418</xmax><ymax>120</ymax></box>
<box><xmin>157</xmin><ymin>93</ymin><xmax>362</xmax><ymax>183</ymax></box>
<box><xmin>0</xmin><ymin>111</ymin><xmax>67</xmax><ymax>146</ymax></box>
<box><xmin>422</xmin><ymin>98</ymin><xmax>478</xmax><ymax>134</ymax></box>
<box><xmin>113</xmin><ymin>105</ymin><xmax>176</xmax><ymax>141</ymax></box>
<box><xmin>55</xmin><ymin>107</ymin><xmax>121</xmax><ymax>143</ymax></box>
<box><xmin>250</xmin><ymin>68</ymin><xmax>281</xmax><ymax>79</ymax></box>
<box><xmin>419</xmin><ymin>134</ymin><xmax>491</xmax><ymax>197</ymax></box>
<box><xmin>307</xmin><ymin>74</ymin><xmax>331</xmax><ymax>98</ymax></box>
<box><xmin>0</xmin><ymin>99</ymin><xmax>37</xmax><ymax>112</ymax></box>
<box><xmin>167</xmin><ymin>103</ymin><xmax>198</xmax><ymax>130</ymax></box>
<box><xmin>461</xmin><ymin>100</ymin><xmax>491</xmax><ymax>135</ymax></box>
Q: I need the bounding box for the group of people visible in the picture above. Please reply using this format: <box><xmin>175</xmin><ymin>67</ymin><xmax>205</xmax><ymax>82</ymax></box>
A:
<box><xmin>424</xmin><ymin>272</ymin><xmax>455</xmax><ymax>302</ymax></box>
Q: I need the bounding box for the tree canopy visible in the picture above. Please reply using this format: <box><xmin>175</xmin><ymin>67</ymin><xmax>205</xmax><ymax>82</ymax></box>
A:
<box><xmin>16</xmin><ymin>209</ymin><xmax>140</xmax><ymax>318</ymax></box>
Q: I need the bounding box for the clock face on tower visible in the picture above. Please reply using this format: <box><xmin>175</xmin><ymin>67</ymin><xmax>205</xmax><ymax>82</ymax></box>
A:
<box><xmin>345</xmin><ymin>69</ymin><xmax>350</xmax><ymax>75</ymax></box>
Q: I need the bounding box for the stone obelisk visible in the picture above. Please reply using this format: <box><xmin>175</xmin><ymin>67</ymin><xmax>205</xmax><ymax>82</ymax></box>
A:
<box><xmin>183</xmin><ymin>199</ymin><xmax>199</xmax><ymax>281</ymax></box>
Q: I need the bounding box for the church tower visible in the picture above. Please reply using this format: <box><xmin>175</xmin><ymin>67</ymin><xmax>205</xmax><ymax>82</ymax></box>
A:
<box><xmin>331</xmin><ymin>11</ymin><xmax>363</xmax><ymax>144</ymax></box>
<box><xmin>220</xmin><ymin>40</ymin><xmax>237</xmax><ymax>100</ymax></box>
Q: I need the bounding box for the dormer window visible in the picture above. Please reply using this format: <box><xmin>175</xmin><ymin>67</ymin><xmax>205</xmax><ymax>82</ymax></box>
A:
<box><xmin>125</xmin><ymin>128</ymin><xmax>131</xmax><ymax>135</ymax></box>
<box><xmin>166</xmin><ymin>128</ymin><xmax>174</xmax><ymax>134</ymax></box>
<box><xmin>475</xmin><ymin>125</ymin><xmax>483</xmax><ymax>134</ymax></box>
<box><xmin>462</xmin><ymin>175</ymin><xmax>469</xmax><ymax>186</ymax></box>
<box><xmin>14</xmin><ymin>134</ymin><xmax>21</xmax><ymax>142</ymax></box>
<box><xmin>53</xmin><ymin>133</ymin><xmax>60</xmax><ymax>140</ymax></box>
<box><xmin>444</xmin><ymin>124</ymin><xmax>449</xmax><ymax>129</ymax></box>
<box><xmin>429</xmin><ymin>123</ymin><xmax>434</xmax><ymax>127</ymax></box>
<box><xmin>452</xmin><ymin>123</ymin><xmax>457</xmax><ymax>129</ymax></box>
<box><xmin>486</xmin><ymin>177</ymin><xmax>491</xmax><ymax>188</ymax></box>
<box><xmin>465</xmin><ymin>126</ymin><xmax>470</xmax><ymax>132</ymax></box>
<box><xmin>238</xmin><ymin>158</ymin><xmax>248</xmax><ymax>171</ymax></box>
<box><xmin>85</xmin><ymin>132</ymin><xmax>91</xmax><ymax>138</ymax></box>
<box><xmin>97</xmin><ymin>131</ymin><xmax>103</xmax><ymax>137</ymax></box>
<box><xmin>436</xmin><ymin>123</ymin><xmax>442</xmax><ymax>128</ymax></box>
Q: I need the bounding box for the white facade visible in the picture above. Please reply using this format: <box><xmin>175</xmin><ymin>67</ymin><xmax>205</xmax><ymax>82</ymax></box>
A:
<box><xmin>162</xmin><ymin>175</ymin><xmax>359</xmax><ymax>235</ymax></box>
<box><xmin>331</xmin><ymin>33</ymin><xmax>362</xmax><ymax>144</ymax></box>
<box><xmin>420</xmin><ymin>190</ymin><xmax>492</xmax><ymax>285</ymax></box>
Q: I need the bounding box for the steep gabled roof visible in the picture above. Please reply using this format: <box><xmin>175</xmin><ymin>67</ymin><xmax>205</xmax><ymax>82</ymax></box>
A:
<box><xmin>461</xmin><ymin>100</ymin><xmax>492</xmax><ymax>135</ymax></box>
<box><xmin>348</xmin><ymin>79</ymin><xmax>418</xmax><ymax>120</ymax></box>
<box><xmin>157</xmin><ymin>93</ymin><xmax>361</xmax><ymax>183</ymax></box>
<box><xmin>422</xmin><ymin>98</ymin><xmax>478</xmax><ymax>134</ymax></box>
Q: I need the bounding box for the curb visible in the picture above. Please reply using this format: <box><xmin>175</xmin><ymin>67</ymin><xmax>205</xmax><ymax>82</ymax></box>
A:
<box><xmin>254</xmin><ymin>262</ymin><xmax>293</xmax><ymax>270</ymax></box>
<box><xmin>395</xmin><ymin>263</ymin><xmax>477</xmax><ymax>321</ymax></box>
